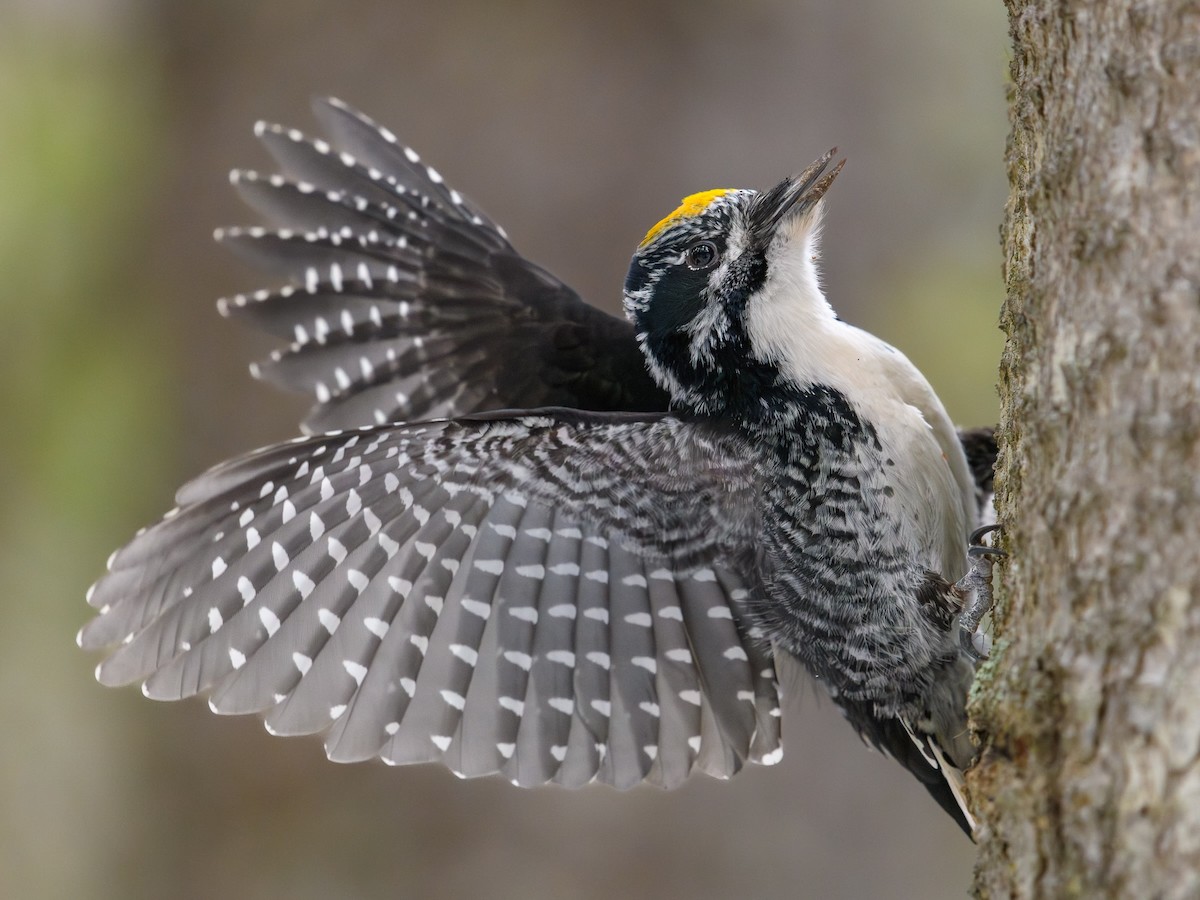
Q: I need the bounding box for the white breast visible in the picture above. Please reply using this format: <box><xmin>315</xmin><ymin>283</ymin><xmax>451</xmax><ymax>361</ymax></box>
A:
<box><xmin>744</xmin><ymin>224</ymin><xmax>975</xmax><ymax>578</ymax></box>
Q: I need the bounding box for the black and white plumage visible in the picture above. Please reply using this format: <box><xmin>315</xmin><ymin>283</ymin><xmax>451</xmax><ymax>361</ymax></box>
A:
<box><xmin>215</xmin><ymin>99</ymin><xmax>668</xmax><ymax>433</ymax></box>
<box><xmin>85</xmin><ymin>412</ymin><xmax>779</xmax><ymax>787</ymax></box>
<box><xmin>80</xmin><ymin>99</ymin><xmax>996</xmax><ymax>832</ymax></box>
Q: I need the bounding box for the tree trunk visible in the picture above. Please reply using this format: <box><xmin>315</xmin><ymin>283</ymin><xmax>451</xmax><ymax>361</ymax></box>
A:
<box><xmin>970</xmin><ymin>2</ymin><xmax>1200</xmax><ymax>897</ymax></box>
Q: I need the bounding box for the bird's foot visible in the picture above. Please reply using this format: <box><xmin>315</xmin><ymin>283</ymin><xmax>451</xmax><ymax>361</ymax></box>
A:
<box><xmin>955</xmin><ymin>525</ymin><xmax>1006</xmax><ymax>662</ymax></box>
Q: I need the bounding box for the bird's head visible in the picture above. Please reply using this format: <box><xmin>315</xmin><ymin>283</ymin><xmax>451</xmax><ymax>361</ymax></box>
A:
<box><xmin>623</xmin><ymin>151</ymin><xmax>844</xmax><ymax>423</ymax></box>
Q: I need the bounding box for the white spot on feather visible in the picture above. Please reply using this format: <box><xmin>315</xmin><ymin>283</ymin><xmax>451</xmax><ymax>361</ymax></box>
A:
<box><xmin>450</xmin><ymin>644</ymin><xmax>478</xmax><ymax>666</ymax></box>
<box><xmin>292</xmin><ymin>571</ymin><xmax>314</xmax><ymax>599</ymax></box>
<box><xmin>237</xmin><ymin>576</ymin><xmax>255</xmax><ymax>605</ymax></box>
<box><xmin>461</xmin><ymin>599</ymin><xmax>491</xmax><ymax>620</ymax></box>
<box><xmin>548</xmin><ymin>698</ymin><xmax>574</xmax><ymax>715</ymax></box>
<box><xmin>318</xmin><ymin>608</ymin><xmax>341</xmax><ymax>634</ymax></box>
<box><xmin>503</xmin><ymin>651</ymin><xmax>532</xmax><ymax>671</ymax></box>
<box><xmin>259</xmin><ymin>607</ymin><xmax>282</xmax><ymax>635</ymax></box>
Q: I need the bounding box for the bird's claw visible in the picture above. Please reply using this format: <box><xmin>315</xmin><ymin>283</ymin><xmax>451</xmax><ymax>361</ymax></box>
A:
<box><xmin>956</xmin><ymin>525</ymin><xmax>1005</xmax><ymax>662</ymax></box>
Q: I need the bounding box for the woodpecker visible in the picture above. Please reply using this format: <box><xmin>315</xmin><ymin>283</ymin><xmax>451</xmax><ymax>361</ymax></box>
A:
<box><xmin>79</xmin><ymin>99</ymin><xmax>1000</xmax><ymax>835</ymax></box>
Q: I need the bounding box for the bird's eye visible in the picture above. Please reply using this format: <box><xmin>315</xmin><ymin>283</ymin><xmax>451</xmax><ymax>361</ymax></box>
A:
<box><xmin>685</xmin><ymin>241</ymin><xmax>719</xmax><ymax>271</ymax></box>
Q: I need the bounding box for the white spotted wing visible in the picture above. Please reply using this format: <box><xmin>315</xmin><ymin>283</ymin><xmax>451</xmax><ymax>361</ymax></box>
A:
<box><xmin>80</xmin><ymin>410</ymin><xmax>781</xmax><ymax>788</ymax></box>
<box><xmin>217</xmin><ymin>98</ymin><xmax>667</xmax><ymax>434</ymax></box>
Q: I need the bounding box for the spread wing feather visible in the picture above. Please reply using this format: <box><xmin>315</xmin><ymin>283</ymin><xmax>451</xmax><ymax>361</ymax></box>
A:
<box><xmin>80</xmin><ymin>410</ymin><xmax>782</xmax><ymax>788</ymax></box>
<box><xmin>217</xmin><ymin>98</ymin><xmax>668</xmax><ymax>433</ymax></box>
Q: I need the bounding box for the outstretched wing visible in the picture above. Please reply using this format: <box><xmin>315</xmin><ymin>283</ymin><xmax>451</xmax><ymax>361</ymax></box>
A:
<box><xmin>217</xmin><ymin>98</ymin><xmax>668</xmax><ymax>434</ymax></box>
<box><xmin>80</xmin><ymin>410</ymin><xmax>780</xmax><ymax>788</ymax></box>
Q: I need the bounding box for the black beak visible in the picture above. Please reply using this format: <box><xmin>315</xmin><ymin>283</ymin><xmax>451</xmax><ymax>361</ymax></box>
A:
<box><xmin>748</xmin><ymin>149</ymin><xmax>844</xmax><ymax>249</ymax></box>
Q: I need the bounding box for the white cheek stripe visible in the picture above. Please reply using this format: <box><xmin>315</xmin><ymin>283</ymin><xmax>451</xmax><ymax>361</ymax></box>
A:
<box><xmin>685</xmin><ymin>222</ymin><xmax>753</xmax><ymax>366</ymax></box>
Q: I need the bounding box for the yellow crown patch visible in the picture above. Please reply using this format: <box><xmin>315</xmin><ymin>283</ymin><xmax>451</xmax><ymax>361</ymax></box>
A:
<box><xmin>639</xmin><ymin>189</ymin><xmax>734</xmax><ymax>248</ymax></box>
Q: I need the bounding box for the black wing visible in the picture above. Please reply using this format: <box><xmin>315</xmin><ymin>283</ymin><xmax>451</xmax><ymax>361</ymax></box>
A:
<box><xmin>80</xmin><ymin>410</ymin><xmax>780</xmax><ymax>788</ymax></box>
<box><xmin>217</xmin><ymin>98</ymin><xmax>668</xmax><ymax>433</ymax></box>
<box><xmin>957</xmin><ymin>425</ymin><xmax>997</xmax><ymax>522</ymax></box>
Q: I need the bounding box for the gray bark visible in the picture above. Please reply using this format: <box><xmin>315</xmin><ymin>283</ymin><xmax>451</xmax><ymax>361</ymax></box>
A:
<box><xmin>970</xmin><ymin>2</ymin><xmax>1200</xmax><ymax>897</ymax></box>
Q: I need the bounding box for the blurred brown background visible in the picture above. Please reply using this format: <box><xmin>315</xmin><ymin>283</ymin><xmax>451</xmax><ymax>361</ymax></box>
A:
<box><xmin>1</xmin><ymin>1</ymin><xmax>1007</xmax><ymax>897</ymax></box>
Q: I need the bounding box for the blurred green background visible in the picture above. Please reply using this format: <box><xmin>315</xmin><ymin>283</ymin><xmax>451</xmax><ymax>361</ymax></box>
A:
<box><xmin>1</xmin><ymin>1</ymin><xmax>1006</xmax><ymax>898</ymax></box>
